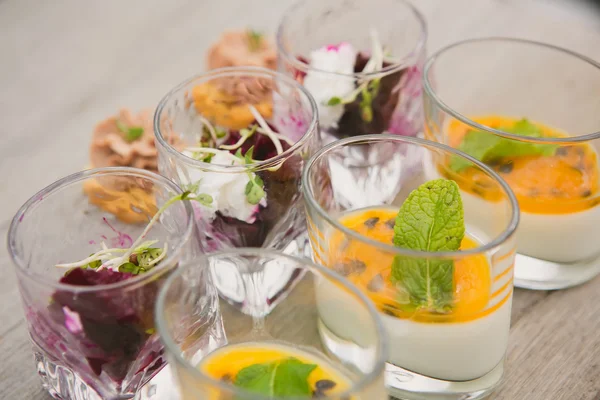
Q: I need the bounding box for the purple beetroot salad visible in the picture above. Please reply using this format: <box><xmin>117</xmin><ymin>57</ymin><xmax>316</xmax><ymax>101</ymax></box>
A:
<box><xmin>292</xmin><ymin>40</ymin><xmax>422</xmax><ymax>140</ymax></box>
<box><xmin>29</xmin><ymin>206</ymin><xmax>194</xmax><ymax>396</ymax></box>
<box><xmin>29</xmin><ymin>267</ymin><xmax>166</xmax><ymax>395</ymax></box>
<box><xmin>179</xmin><ymin>105</ymin><xmax>307</xmax><ymax>252</ymax></box>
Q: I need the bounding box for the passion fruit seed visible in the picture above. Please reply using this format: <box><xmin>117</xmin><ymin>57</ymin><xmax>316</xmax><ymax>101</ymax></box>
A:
<box><xmin>333</xmin><ymin>259</ymin><xmax>366</xmax><ymax>276</ymax></box>
<box><xmin>366</xmin><ymin>274</ymin><xmax>385</xmax><ymax>292</ymax></box>
<box><xmin>363</xmin><ymin>217</ymin><xmax>379</xmax><ymax>228</ymax></box>
<box><xmin>315</xmin><ymin>379</ymin><xmax>336</xmax><ymax>391</ymax></box>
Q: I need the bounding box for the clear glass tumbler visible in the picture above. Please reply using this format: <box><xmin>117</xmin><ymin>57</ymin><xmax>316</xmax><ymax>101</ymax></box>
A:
<box><xmin>155</xmin><ymin>249</ymin><xmax>388</xmax><ymax>400</ymax></box>
<box><xmin>423</xmin><ymin>37</ymin><xmax>600</xmax><ymax>290</ymax></box>
<box><xmin>7</xmin><ymin>167</ymin><xmax>195</xmax><ymax>400</ymax></box>
<box><xmin>154</xmin><ymin>66</ymin><xmax>319</xmax><ymax>256</ymax></box>
<box><xmin>303</xmin><ymin>135</ymin><xmax>519</xmax><ymax>400</ymax></box>
<box><xmin>276</xmin><ymin>0</ymin><xmax>426</xmax><ymax>144</ymax></box>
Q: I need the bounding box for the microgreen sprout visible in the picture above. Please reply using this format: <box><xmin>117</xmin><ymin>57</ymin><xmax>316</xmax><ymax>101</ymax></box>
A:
<box><xmin>56</xmin><ymin>189</ymin><xmax>212</xmax><ymax>275</ymax></box>
<box><xmin>116</xmin><ymin>119</ymin><xmax>144</xmax><ymax>142</ymax></box>
<box><xmin>247</xmin><ymin>29</ymin><xmax>263</xmax><ymax>52</ymax></box>
<box><xmin>219</xmin><ymin>125</ymin><xmax>258</xmax><ymax>150</ymax></box>
<box><xmin>237</xmin><ymin>146</ymin><xmax>266</xmax><ymax>205</ymax></box>
<box><xmin>249</xmin><ymin>105</ymin><xmax>283</xmax><ymax>155</ymax></box>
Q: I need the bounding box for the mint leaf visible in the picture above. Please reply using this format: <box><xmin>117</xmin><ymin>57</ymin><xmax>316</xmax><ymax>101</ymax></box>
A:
<box><xmin>391</xmin><ymin>179</ymin><xmax>465</xmax><ymax>313</ymax></box>
<box><xmin>451</xmin><ymin>119</ymin><xmax>557</xmax><ymax>172</ymax></box>
<box><xmin>234</xmin><ymin>358</ymin><xmax>317</xmax><ymax>397</ymax></box>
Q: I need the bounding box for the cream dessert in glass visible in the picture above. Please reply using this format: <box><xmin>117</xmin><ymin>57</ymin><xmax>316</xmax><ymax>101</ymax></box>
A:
<box><xmin>423</xmin><ymin>38</ymin><xmax>600</xmax><ymax>289</ymax></box>
<box><xmin>303</xmin><ymin>135</ymin><xmax>519</xmax><ymax>399</ymax></box>
<box><xmin>155</xmin><ymin>249</ymin><xmax>388</xmax><ymax>400</ymax></box>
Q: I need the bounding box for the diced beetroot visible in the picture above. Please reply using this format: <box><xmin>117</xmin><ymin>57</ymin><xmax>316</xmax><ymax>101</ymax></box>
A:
<box><xmin>60</xmin><ymin>268</ymin><xmax>133</xmax><ymax>286</ymax></box>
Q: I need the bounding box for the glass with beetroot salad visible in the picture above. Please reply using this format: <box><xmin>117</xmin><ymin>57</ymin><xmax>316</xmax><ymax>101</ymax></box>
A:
<box><xmin>276</xmin><ymin>0</ymin><xmax>426</xmax><ymax>145</ymax></box>
<box><xmin>7</xmin><ymin>168</ymin><xmax>196</xmax><ymax>399</ymax></box>
<box><xmin>154</xmin><ymin>66</ymin><xmax>319</xmax><ymax>255</ymax></box>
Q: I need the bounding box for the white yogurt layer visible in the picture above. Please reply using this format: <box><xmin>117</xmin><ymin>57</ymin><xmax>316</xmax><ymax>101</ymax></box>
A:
<box><xmin>383</xmin><ymin>297</ymin><xmax>511</xmax><ymax>381</ymax></box>
<box><xmin>178</xmin><ymin>151</ymin><xmax>266</xmax><ymax>223</ymax></box>
<box><xmin>316</xmin><ymin>255</ymin><xmax>512</xmax><ymax>382</ymax></box>
<box><xmin>459</xmin><ymin>189</ymin><xmax>600</xmax><ymax>263</ymax></box>
<box><xmin>303</xmin><ymin>43</ymin><xmax>357</xmax><ymax>128</ymax></box>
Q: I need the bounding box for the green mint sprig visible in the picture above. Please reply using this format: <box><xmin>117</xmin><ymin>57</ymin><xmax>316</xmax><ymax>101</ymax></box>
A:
<box><xmin>116</xmin><ymin>119</ymin><xmax>144</xmax><ymax>142</ymax></box>
<box><xmin>234</xmin><ymin>358</ymin><xmax>317</xmax><ymax>397</ymax></box>
<box><xmin>450</xmin><ymin>119</ymin><xmax>557</xmax><ymax>172</ymax></box>
<box><xmin>391</xmin><ymin>179</ymin><xmax>465</xmax><ymax>314</ymax></box>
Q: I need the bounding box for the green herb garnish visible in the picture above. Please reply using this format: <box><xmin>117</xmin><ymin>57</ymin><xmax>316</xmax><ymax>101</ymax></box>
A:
<box><xmin>116</xmin><ymin>119</ymin><xmax>144</xmax><ymax>142</ymax></box>
<box><xmin>234</xmin><ymin>358</ymin><xmax>317</xmax><ymax>397</ymax></box>
<box><xmin>450</xmin><ymin>119</ymin><xmax>557</xmax><ymax>172</ymax></box>
<box><xmin>247</xmin><ymin>29</ymin><xmax>263</xmax><ymax>52</ymax></box>
<box><xmin>81</xmin><ymin>256</ymin><xmax>101</xmax><ymax>270</ymax></box>
<box><xmin>56</xmin><ymin>188</ymin><xmax>213</xmax><ymax>275</ymax></box>
<box><xmin>391</xmin><ymin>179</ymin><xmax>465</xmax><ymax>314</ymax></box>
<box><xmin>239</xmin><ymin>146</ymin><xmax>266</xmax><ymax>205</ymax></box>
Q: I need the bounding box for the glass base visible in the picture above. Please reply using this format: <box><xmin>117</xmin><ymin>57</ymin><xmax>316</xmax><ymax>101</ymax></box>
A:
<box><xmin>514</xmin><ymin>252</ymin><xmax>600</xmax><ymax>290</ymax></box>
<box><xmin>35</xmin><ymin>349</ymin><xmax>171</xmax><ymax>400</ymax></box>
<box><xmin>386</xmin><ymin>362</ymin><xmax>503</xmax><ymax>400</ymax></box>
<box><xmin>36</xmin><ymin>350</ymin><xmax>103</xmax><ymax>400</ymax></box>
<box><xmin>318</xmin><ymin>317</ymin><xmax>502</xmax><ymax>400</ymax></box>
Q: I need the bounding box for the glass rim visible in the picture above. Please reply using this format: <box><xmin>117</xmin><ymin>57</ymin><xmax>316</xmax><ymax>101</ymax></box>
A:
<box><xmin>302</xmin><ymin>134</ymin><xmax>520</xmax><ymax>258</ymax></box>
<box><xmin>153</xmin><ymin>66</ymin><xmax>319</xmax><ymax>173</ymax></box>
<box><xmin>275</xmin><ymin>0</ymin><xmax>427</xmax><ymax>79</ymax></box>
<box><xmin>155</xmin><ymin>248</ymin><xmax>389</xmax><ymax>400</ymax></box>
<box><xmin>423</xmin><ymin>36</ymin><xmax>600</xmax><ymax>144</ymax></box>
<box><xmin>7</xmin><ymin>166</ymin><xmax>195</xmax><ymax>293</ymax></box>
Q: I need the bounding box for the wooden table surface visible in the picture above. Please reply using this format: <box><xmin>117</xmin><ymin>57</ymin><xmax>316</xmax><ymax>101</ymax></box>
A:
<box><xmin>1</xmin><ymin>0</ymin><xmax>600</xmax><ymax>399</ymax></box>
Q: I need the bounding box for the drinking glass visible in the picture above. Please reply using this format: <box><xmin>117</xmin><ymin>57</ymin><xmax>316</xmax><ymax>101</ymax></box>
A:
<box><xmin>155</xmin><ymin>249</ymin><xmax>388</xmax><ymax>400</ymax></box>
<box><xmin>8</xmin><ymin>167</ymin><xmax>195</xmax><ymax>400</ymax></box>
<box><xmin>303</xmin><ymin>135</ymin><xmax>519</xmax><ymax>400</ymax></box>
<box><xmin>154</xmin><ymin>66</ymin><xmax>319</xmax><ymax>256</ymax></box>
<box><xmin>423</xmin><ymin>37</ymin><xmax>600</xmax><ymax>290</ymax></box>
<box><xmin>276</xmin><ymin>0</ymin><xmax>426</xmax><ymax>144</ymax></box>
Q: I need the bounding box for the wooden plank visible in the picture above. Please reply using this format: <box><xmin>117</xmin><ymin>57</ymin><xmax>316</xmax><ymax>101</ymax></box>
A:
<box><xmin>496</xmin><ymin>275</ymin><xmax>600</xmax><ymax>400</ymax></box>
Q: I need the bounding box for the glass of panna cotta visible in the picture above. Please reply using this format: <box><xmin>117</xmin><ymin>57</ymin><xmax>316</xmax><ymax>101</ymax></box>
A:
<box><xmin>303</xmin><ymin>135</ymin><xmax>519</xmax><ymax>400</ymax></box>
<box><xmin>155</xmin><ymin>249</ymin><xmax>388</xmax><ymax>400</ymax></box>
<box><xmin>7</xmin><ymin>167</ymin><xmax>196</xmax><ymax>400</ymax></box>
<box><xmin>276</xmin><ymin>0</ymin><xmax>426</xmax><ymax>144</ymax></box>
<box><xmin>423</xmin><ymin>38</ymin><xmax>600</xmax><ymax>290</ymax></box>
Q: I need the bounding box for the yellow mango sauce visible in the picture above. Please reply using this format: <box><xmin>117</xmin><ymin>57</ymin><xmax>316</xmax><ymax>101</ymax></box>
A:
<box><xmin>327</xmin><ymin>208</ymin><xmax>504</xmax><ymax>323</ymax></box>
<box><xmin>444</xmin><ymin>116</ymin><xmax>600</xmax><ymax>214</ymax></box>
<box><xmin>198</xmin><ymin>342</ymin><xmax>350</xmax><ymax>396</ymax></box>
